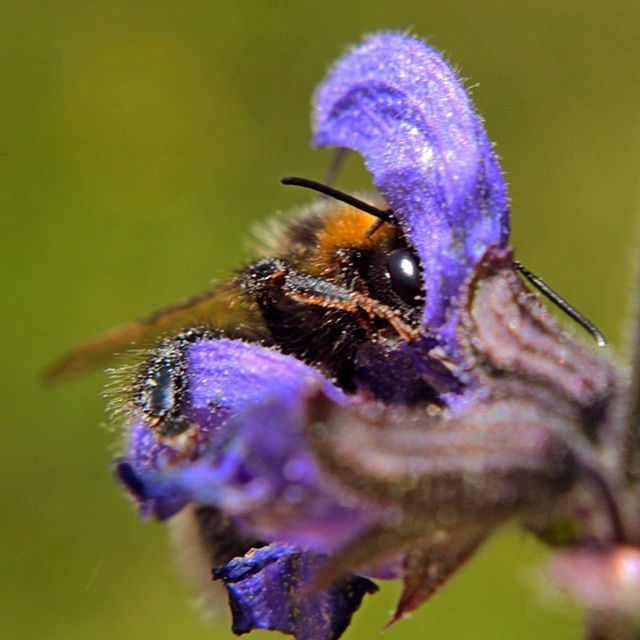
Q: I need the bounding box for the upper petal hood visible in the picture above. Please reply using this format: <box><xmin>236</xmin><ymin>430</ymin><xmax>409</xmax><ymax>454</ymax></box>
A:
<box><xmin>313</xmin><ymin>32</ymin><xmax>510</xmax><ymax>332</ymax></box>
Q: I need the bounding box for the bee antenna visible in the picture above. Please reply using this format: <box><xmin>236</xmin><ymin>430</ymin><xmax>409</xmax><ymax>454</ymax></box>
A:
<box><xmin>514</xmin><ymin>261</ymin><xmax>607</xmax><ymax>347</ymax></box>
<box><xmin>281</xmin><ymin>176</ymin><xmax>396</xmax><ymax>225</ymax></box>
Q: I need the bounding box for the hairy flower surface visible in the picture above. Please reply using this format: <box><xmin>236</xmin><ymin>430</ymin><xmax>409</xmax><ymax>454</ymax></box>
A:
<box><xmin>314</xmin><ymin>32</ymin><xmax>510</xmax><ymax>339</ymax></box>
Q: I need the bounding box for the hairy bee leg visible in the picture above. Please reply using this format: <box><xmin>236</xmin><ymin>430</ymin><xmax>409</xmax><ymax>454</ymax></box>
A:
<box><xmin>239</xmin><ymin>257</ymin><xmax>418</xmax><ymax>340</ymax></box>
<box><xmin>169</xmin><ymin>505</ymin><xmax>262</xmax><ymax>618</ymax></box>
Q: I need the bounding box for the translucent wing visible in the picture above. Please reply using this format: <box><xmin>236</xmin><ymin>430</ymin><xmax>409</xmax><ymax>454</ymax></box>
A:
<box><xmin>44</xmin><ymin>281</ymin><xmax>255</xmax><ymax>382</ymax></box>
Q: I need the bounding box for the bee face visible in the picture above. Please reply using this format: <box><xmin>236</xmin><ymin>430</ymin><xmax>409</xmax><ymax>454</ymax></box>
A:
<box><xmin>236</xmin><ymin>198</ymin><xmax>431</xmax><ymax>393</ymax></box>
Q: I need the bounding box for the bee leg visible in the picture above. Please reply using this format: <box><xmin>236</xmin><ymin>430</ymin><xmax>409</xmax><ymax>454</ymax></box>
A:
<box><xmin>192</xmin><ymin>505</ymin><xmax>264</xmax><ymax>568</ymax></box>
<box><xmin>239</xmin><ymin>257</ymin><xmax>418</xmax><ymax>340</ymax></box>
<box><xmin>238</xmin><ymin>257</ymin><xmax>355</xmax><ymax>309</ymax></box>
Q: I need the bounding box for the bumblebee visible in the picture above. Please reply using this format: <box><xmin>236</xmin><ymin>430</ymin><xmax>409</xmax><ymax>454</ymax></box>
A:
<box><xmin>47</xmin><ymin>173</ymin><xmax>605</xmax><ymax>419</ymax></box>
<box><xmin>46</xmin><ymin>177</ymin><xmax>440</xmax><ymax>397</ymax></box>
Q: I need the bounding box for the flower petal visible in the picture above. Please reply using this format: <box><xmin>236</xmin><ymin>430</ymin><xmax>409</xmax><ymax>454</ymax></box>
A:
<box><xmin>214</xmin><ymin>543</ymin><xmax>378</xmax><ymax>640</ymax></box>
<box><xmin>115</xmin><ymin>336</ymin><xmax>382</xmax><ymax>549</ymax></box>
<box><xmin>114</xmin><ymin>337</ymin><xmax>336</xmax><ymax>515</ymax></box>
<box><xmin>176</xmin><ymin>390</ymin><xmax>382</xmax><ymax>552</ymax></box>
<box><xmin>313</xmin><ymin>32</ymin><xmax>509</xmax><ymax>331</ymax></box>
<box><xmin>114</xmin><ymin>421</ymin><xmax>190</xmax><ymax>520</ymax></box>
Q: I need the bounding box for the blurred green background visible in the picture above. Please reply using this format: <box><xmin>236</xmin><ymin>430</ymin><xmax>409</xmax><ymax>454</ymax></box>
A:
<box><xmin>4</xmin><ymin>2</ymin><xmax>640</xmax><ymax>639</ymax></box>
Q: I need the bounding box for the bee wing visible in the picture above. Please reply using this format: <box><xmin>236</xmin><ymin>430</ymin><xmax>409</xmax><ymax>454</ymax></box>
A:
<box><xmin>44</xmin><ymin>281</ymin><xmax>249</xmax><ymax>382</ymax></box>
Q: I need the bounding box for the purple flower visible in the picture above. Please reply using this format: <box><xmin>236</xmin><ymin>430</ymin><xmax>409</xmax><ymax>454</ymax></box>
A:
<box><xmin>114</xmin><ymin>33</ymin><xmax>518</xmax><ymax>639</ymax></box>
<box><xmin>111</xmin><ymin>31</ymin><xmax>634</xmax><ymax>640</ymax></box>
<box><xmin>314</xmin><ymin>32</ymin><xmax>509</xmax><ymax>345</ymax></box>
<box><xmin>116</xmin><ymin>337</ymin><xmax>382</xmax><ymax>638</ymax></box>
<box><xmin>117</xmin><ymin>338</ymin><xmax>383</xmax><ymax>545</ymax></box>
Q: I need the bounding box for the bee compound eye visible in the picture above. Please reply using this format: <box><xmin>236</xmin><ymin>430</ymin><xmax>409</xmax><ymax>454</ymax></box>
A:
<box><xmin>386</xmin><ymin>248</ymin><xmax>423</xmax><ymax>305</ymax></box>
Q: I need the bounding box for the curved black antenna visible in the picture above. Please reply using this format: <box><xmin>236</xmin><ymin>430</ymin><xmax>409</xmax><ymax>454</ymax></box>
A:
<box><xmin>514</xmin><ymin>261</ymin><xmax>607</xmax><ymax>347</ymax></box>
<box><xmin>281</xmin><ymin>176</ymin><xmax>396</xmax><ymax>224</ymax></box>
<box><xmin>281</xmin><ymin>177</ymin><xmax>605</xmax><ymax>346</ymax></box>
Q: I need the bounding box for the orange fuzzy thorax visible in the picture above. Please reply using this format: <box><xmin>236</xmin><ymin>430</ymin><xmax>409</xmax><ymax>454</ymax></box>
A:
<box><xmin>306</xmin><ymin>204</ymin><xmax>396</xmax><ymax>276</ymax></box>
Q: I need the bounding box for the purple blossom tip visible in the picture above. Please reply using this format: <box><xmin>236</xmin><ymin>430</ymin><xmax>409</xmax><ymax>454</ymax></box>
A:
<box><xmin>214</xmin><ymin>544</ymin><xmax>378</xmax><ymax>640</ymax></box>
<box><xmin>313</xmin><ymin>32</ymin><xmax>510</xmax><ymax>330</ymax></box>
<box><xmin>114</xmin><ymin>422</ymin><xmax>190</xmax><ymax>520</ymax></box>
